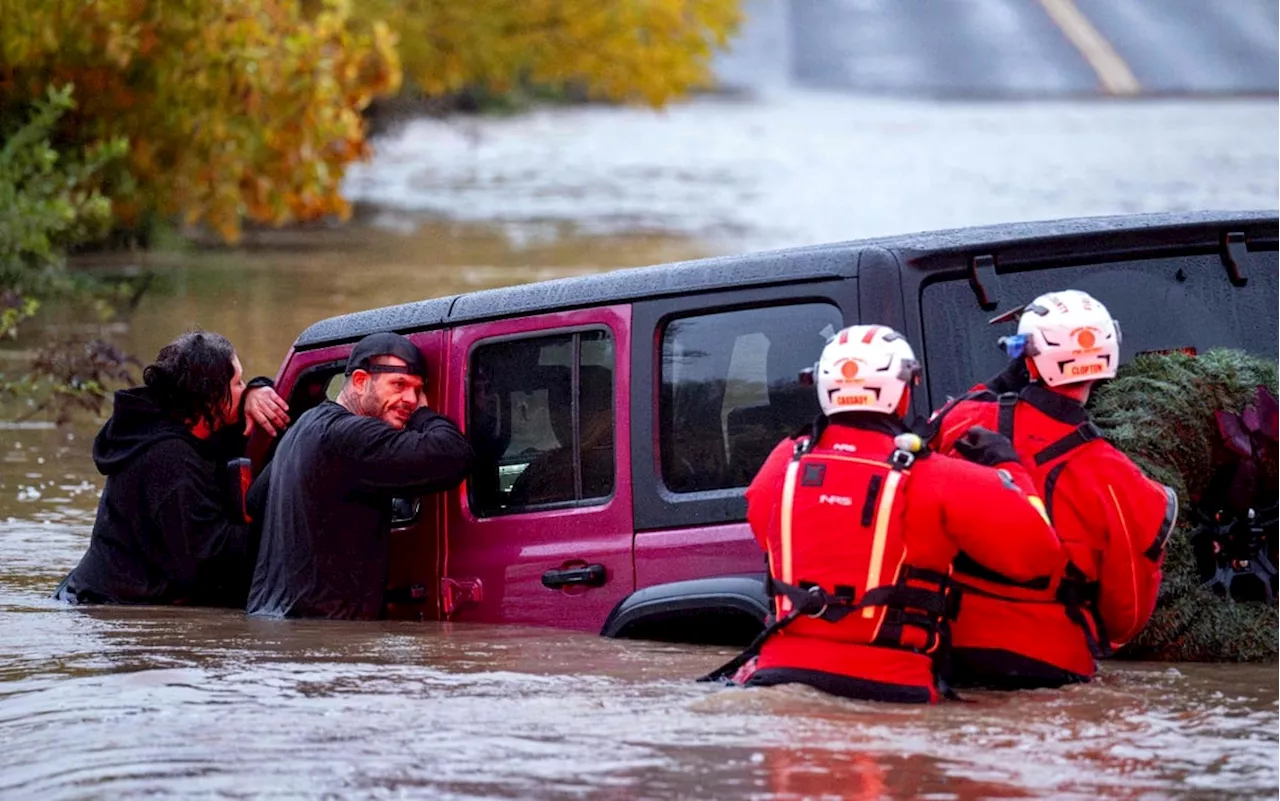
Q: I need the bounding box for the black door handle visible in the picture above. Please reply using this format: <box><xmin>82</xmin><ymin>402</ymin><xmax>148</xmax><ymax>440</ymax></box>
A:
<box><xmin>542</xmin><ymin>564</ymin><xmax>607</xmax><ymax>589</ymax></box>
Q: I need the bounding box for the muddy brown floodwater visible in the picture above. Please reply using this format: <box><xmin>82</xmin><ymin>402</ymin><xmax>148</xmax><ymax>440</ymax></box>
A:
<box><xmin>3</xmin><ymin>93</ymin><xmax>1278</xmax><ymax>799</ymax></box>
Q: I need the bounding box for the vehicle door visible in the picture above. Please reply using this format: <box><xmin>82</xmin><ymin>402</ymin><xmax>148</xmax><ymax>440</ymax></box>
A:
<box><xmin>629</xmin><ymin>286</ymin><xmax>853</xmax><ymax>589</ymax></box>
<box><xmin>442</xmin><ymin>305</ymin><xmax>633</xmax><ymax>630</ymax></box>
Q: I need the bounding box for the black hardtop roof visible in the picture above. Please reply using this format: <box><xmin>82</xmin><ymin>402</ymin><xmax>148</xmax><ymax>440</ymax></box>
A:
<box><xmin>294</xmin><ymin>210</ymin><xmax>1278</xmax><ymax>349</ymax></box>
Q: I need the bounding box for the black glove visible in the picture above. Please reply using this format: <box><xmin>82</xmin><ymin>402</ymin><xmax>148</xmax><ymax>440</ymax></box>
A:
<box><xmin>953</xmin><ymin>426</ymin><xmax>1019</xmax><ymax>467</ymax></box>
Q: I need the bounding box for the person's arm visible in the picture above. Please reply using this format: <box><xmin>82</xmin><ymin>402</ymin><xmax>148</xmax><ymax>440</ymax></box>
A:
<box><xmin>242</xmin><ymin>378</ymin><xmax>289</xmax><ymax>438</ymax></box>
<box><xmin>1079</xmin><ymin>454</ymin><xmax>1177</xmax><ymax>647</ymax></box>
<box><xmin>745</xmin><ymin>438</ymin><xmax>796</xmax><ymax>551</ymax></box>
<box><xmin>932</xmin><ymin>431</ymin><xmax>1063</xmax><ymax>581</ymax></box>
<box><xmin>330</xmin><ymin>407</ymin><xmax>475</xmax><ymax>496</ymax></box>
<box><xmin>206</xmin><ymin>377</ymin><xmax>288</xmax><ymax>461</ymax></box>
<box><xmin>929</xmin><ymin>403</ymin><xmax>990</xmax><ymax>457</ymax></box>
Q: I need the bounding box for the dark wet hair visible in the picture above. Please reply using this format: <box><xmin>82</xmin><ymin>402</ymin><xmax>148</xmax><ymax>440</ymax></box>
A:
<box><xmin>142</xmin><ymin>330</ymin><xmax>237</xmax><ymax>430</ymax></box>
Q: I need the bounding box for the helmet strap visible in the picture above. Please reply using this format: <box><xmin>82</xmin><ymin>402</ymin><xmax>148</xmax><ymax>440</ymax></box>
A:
<box><xmin>894</xmin><ymin>388</ymin><xmax>912</xmax><ymax>419</ymax></box>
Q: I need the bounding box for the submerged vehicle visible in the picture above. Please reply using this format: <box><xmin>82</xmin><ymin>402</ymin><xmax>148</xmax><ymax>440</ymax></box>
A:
<box><xmin>250</xmin><ymin>210</ymin><xmax>1279</xmax><ymax>644</ymax></box>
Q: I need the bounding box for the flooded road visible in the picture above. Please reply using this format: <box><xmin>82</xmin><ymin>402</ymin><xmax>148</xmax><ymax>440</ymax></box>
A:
<box><xmin>5</xmin><ymin>539</ymin><xmax>1280</xmax><ymax>798</ymax></box>
<box><xmin>2</xmin><ymin>477</ymin><xmax>1277</xmax><ymax>799</ymax></box>
<box><xmin>345</xmin><ymin>93</ymin><xmax>1278</xmax><ymax>254</ymax></box>
<box><xmin>3</xmin><ymin>91</ymin><xmax>1279</xmax><ymax>798</ymax></box>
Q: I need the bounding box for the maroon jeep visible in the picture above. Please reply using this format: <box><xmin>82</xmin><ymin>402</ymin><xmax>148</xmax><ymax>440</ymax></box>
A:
<box><xmin>252</xmin><ymin>211</ymin><xmax>1278</xmax><ymax>644</ymax></box>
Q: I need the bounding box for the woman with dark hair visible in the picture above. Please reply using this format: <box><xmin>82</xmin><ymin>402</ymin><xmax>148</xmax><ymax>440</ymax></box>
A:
<box><xmin>54</xmin><ymin>330</ymin><xmax>290</xmax><ymax>607</ymax></box>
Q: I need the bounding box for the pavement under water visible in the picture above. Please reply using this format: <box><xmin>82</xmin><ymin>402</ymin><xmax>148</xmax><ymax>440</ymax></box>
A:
<box><xmin>1</xmin><ymin>92</ymin><xmax>1277</xmax><ymax>799</ymax></box>
<box><xmin>2</xmin><ymin>493</ymin><xmax>1276</xmax><ymax>799</ymax></box>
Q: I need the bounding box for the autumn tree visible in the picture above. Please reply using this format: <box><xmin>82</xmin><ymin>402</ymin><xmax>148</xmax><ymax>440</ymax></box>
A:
<box><xmin>1</xmin><ymin>1</ymin><xmax>739</xmax><ymax>243</ymax></box>
<box><xmin>371</xmin><ymin>0</ymin><xmax>742</xmax><ymax>107</ymax></box>
<box><xmin>1</xmin><ymin>0</ymin><xmax>401</xmax><ymax>243</ymax></box>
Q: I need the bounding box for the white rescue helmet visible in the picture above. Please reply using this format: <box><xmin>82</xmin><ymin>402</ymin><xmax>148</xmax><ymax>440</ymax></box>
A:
<box><xmin>1011</xmin><ymin>290</ymin><xmax>1121</xmax><ymax>387</ymax></box>
<box><xmin>815</xmin><ymin>325</ymin><xmax>921</xmax><ymax>417</ymax></box>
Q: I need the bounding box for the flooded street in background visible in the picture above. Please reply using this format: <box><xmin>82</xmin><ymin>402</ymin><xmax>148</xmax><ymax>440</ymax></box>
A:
<box><xmin>346</xmin><ymin>92</ymin><xmax>1278</xmax><ymax>253</ymax></box>
<box><xmin>2</xmin><ymin>91</ymin><xmax>1278</xmax><ymax>798</ymax></box>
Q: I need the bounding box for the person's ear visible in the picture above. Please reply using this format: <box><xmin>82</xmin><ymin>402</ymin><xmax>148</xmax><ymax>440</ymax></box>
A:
<box><xmin>351</xmin><ymin>370</ymin><xmax>370</xmax><ymax>393</ymax></box>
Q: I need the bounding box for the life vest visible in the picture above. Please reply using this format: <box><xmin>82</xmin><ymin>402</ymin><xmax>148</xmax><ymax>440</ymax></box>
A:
<box><xmin>769</xmin><ymin>422</ymin><xmax>958</xmax><ymax>649</ymax></box>
<box><xmin>704</xmin><ymin>416</ymin><xmax>961</xmax><ymax>701</ymax></box>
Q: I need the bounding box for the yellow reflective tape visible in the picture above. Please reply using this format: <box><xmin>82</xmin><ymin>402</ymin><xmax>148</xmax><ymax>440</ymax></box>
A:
<box><xmin>778</xmin><ymin>458</ymin><xmax>801</xmax><ymax>615</ymax></box>
<box><xmin>1028</xmin><ymin>495</ymin><xmax>1051</xmax><ymax>525</ymax></box>
<box><xmin>863</xmin><ymin>468</ymin><xmax>904</xmax><ymax>618</ymax></box>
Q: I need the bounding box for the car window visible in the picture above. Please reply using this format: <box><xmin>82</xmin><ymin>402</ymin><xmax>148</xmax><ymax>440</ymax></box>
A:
<box><xmin>659</xmin><ymin>303</ymin><xmax>843</xmax><ymax>493</ymax></box>
<box><xmin>468</xmin><ymin>329</ymin><xmax>615</xmax><ymax>516</ymax></box>
<box><xmin>920</xmin><ymin>254</ymin><xmax>1280</xmax><ymax>406</ymax></box>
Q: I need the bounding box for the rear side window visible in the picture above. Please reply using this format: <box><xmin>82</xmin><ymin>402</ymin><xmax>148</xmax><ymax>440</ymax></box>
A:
<box><xmin>468</xmin><ymin>329</ymin><xmax>615</xmax><ymax>516</ymax></box>
<box><xmin>920</xmin><ymin>254</ymin><xmax>1280</xmax><ymax>405</ymax></box>
<box><xmin>660</xmin><ymin>303</ymin><xmax>843</xmax><ymax>493</ymax></box>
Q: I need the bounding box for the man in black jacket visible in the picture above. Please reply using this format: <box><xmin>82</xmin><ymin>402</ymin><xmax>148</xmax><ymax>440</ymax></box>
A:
<box><xmin>55</xmin><ymin>330</ymin><xmax>291</xmax><ymax>607</ymax></box>
<box><xmin>247</xmin><ymin>332</ymin><xmax>473</xmax><ymax>620</ymax></box>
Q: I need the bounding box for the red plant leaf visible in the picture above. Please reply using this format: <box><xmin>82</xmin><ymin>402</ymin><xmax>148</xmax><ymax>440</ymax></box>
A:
<box><xmin>1241</xmin><ymin>405</ymin><xmax>1260</xmax><ymax>431</ymax></box>
<box><xmin>1254</xmin><ymin>385</ymin><xmax>1278</xmax><ymax>441</ymax></box>
<box><xmin>1215</xmin><ymin>410</ymin><xmax>1253</xmax><ymax>457</ymax></box>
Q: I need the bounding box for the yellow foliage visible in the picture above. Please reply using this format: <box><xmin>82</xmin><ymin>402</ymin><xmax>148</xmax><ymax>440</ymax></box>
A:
<box><xmin>1</xmin><ymin>0</ymin><xmax>401</xmax><ymax>242</ymax></box>
<box><xmin>365</xmin><ymin>0</ymin><xmax>741</xmax><ymax>107</ymax></box>
<box><xmin>0</xmin><ymin>0</ymin><xmax>740</xmax><ymax>242</ymax></box>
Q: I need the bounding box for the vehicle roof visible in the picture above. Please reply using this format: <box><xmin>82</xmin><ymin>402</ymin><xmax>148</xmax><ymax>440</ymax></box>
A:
<box><xmin>294</xmin><ymin>209</ymin><xmax>1278</xmax><ymax>349</ymax></box>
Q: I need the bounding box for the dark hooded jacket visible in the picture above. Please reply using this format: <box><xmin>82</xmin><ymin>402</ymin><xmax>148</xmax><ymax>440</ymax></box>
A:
<box><xmin>246</xmin><ymin>401</ymin><xmax>473</xmax><ymax>621</ymax></box>
<box><xmin>55</xmin><ymin>385</ymin><xmax>263</xmax><ymax>607</ymax></box>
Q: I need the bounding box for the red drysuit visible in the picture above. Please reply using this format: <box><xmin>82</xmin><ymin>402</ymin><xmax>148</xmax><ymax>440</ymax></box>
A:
<box><xmin>932</xmin><ymin>383</ymin><xmax>1176</xmax><ymax>685</ymax></box>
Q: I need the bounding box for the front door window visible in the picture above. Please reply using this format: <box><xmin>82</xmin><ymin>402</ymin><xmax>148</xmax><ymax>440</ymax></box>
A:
<box><xmin>468</xmin><ymin>329</ymin><xmax>615</xmax><ymax>516</ymax></box>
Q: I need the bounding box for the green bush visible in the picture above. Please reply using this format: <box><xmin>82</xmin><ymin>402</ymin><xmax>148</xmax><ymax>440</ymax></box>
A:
<box><xmin>1089</xmin><ymin>350</ymin><xmax>1278</xmax><ymax>661</ymax></box>
<box><xmin>0</xmin><ymin>85</ymin><xmax>135</xmax><ymax>421</ymax></box>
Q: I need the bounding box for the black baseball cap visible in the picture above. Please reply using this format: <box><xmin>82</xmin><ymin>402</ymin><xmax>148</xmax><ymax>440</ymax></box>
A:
<box><xmin>345</xmin><ymin>332</ymin><xmax>427</xmax><ymax>379</ymax></box>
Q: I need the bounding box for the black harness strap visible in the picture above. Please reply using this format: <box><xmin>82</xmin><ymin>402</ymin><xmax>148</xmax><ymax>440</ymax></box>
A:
<box><xmin>952</xmin><ymin>551</ymin><xmax>1053</xmax><ymax>591</ymax></box>
<box><xmin>698</xmin><ymin>572</ymin><xmax>959</xmax><ymax>683</ymax></box>
<box><xmin>1056</xmin><ymin>566</ymin><xmax>1112</xmax><ymax>659</ymax></box>
<box><xmin>1033</xmin><ymin>422</ymin><xmax>1103</xmax><ymax>466</ymax></box>
<box><xmin>996</xmin><ymin>392</ymin><xmax>1019</xmax><ymax>441</ymax></box>
<box><xmin>696</xmin><ymin>581</ymin><xmax>870</xmax><ymax>683</ymax></box>
<box><xmin>860</xmin><ymin>475</ymin><xmax>883</xmax><ymax>527</ymax></box>
<box><xmin>1041</xmin><ymin>462</ymin><xmax>1068</xmax><ymax>524</ymax></box>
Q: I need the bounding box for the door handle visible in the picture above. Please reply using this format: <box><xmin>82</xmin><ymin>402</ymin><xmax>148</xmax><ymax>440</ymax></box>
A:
<box><xmin>541</xmin><ymin>564</ymin><xmax>607</xmax><ymax>589</ymax></box>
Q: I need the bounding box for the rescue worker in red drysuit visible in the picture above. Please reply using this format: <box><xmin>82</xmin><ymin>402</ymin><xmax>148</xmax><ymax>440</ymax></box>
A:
<box><xmin>717</xmin><ymin>324</ymin><xmax>1063</xmax><ymax>704</ymax></box>
<box><xmin>929</xmin><ymin>290</ymin><xmax>1178</xmax><ymax>688</ymax></box>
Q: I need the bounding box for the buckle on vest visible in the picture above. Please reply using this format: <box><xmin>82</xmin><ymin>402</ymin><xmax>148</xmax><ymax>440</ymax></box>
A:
<box><xmin>889</xmin><ymin>448</ymin><xmax>915</xmax><ymax>469</ymax></box>
<box><xmin>804</xmin><ymin>585</ymin><xmax>830</xmax><ymax>619</ymax></box>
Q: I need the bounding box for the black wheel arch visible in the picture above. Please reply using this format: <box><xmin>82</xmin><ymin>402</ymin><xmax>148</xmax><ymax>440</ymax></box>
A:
<box><xmin>601</xmin><ymin>574</ymin><xmax>770</xmax><ymax>646</ymax></box>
